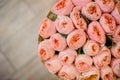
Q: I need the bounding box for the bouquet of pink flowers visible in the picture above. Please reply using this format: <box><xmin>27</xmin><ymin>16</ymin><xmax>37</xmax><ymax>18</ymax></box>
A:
<box><xmin>38</xmin><ymin>0</ymin><xmax>120</xmax><ymax>80</ymax></box>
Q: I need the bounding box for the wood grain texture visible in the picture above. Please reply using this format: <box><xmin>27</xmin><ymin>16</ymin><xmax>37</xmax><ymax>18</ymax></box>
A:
<box><xmin>0</xmin><ymin>0</ymin><xmax>59</xmax><ymax>80</ymax></box>
<box><xmin>0</xmin><ymin>0</ymin><xmax>35</xmax><ymax>45</ymax></box>
<box><xmin>0</xmin><ymin>52</ymin><xmax>15</xmax><ymax>80</ymax></box>
<box><xmin>11</xmin><ymin>56</ymin><xmax>60</xmax><ymax>80</ymax></box>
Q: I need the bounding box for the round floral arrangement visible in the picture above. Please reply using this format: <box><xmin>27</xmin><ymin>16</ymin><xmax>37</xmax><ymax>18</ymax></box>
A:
<box><xmin>38</xmin><ymin>0</ymin><xmax>120</xmax><ymax>80</ymax></box>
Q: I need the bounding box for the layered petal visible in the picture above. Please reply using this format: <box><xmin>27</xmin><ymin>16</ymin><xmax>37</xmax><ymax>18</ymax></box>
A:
<box><xmin>100</xmin><ymin>13</ymin><xmax>117</xmax><ymax>35</ymax></box>
<box><xmin>81</xmin><ymin>2</ymin><xmax>102</xmax><ymax>20</ymax></box>
<box><xmin>58</xmin><ymin>64</ymin><xmax>79</xmax><ymax>80</ymax></box>
<box><xmin>50</xmin><ymin>33</ymin><xmax>67</xmax><ymax>51</ymax></box>
<box><xmin>38</xmin><ymin>40</ymin><xmax>55</xmax><ymax>61</ymax></box>
<box><xmin>75</xmin><ymin>55</ymin><xmax>93</xmax><ymax>72</ymax></box>
<box><xmin>83</xmin><ymin>40</ymin><xmax>100</xmax><ymax>56</ymax></box>
<box><xmin>72</xmin><ymin>0</ymin><xmax>92</xmax><ymax>7</ymax></box>
<box><xmin>45</xmin><ymin>55</ymin><xmax>62</xmax><ymax>74</ymax></box>
<box><xmin>79</xmin><ymin>66</ymin><xmax>100</xmax><ymax>80</ymax></box>
<box><xmin>67</xmin><ymin>29</ymin><xmax>86</xmax><ymax>50</ymax></box>
<box><xmin>100</xmin><ymin>66</ymin><xmax>114</xmax><ymax>80</ymax></box>
<box><xmin>93</xmin><ymin>46</ymin><xmax>111</xmax><ymax>68</ymax></box>
<box><xmin>112</xmin><ymin>25</ymin><xmax>120</xmax><ymax>43</ymax></box>
<box><xmin>70</xmin><ymin>6</ymin><xmax>87</xmax><ymax>30</ymax></box>
<box><xmin>39</xmin><ymin>18</ymin><xmax>56</xmax><ymax>38</ymax></box>
<box><xmin>51</xmin><ymin>0</ymin><xmax>74</xmax><ymax>16</ymax></box>
<box><xmin>55</xmin><ymin>16</ymin><xmax>74</xmax><ymax>34</ymax></box>
<box><xmin>111</xmin><ymin>58</ymin><xmax>120</xmax><ymax>77</ymax></box>
<box><xmin>58</xmin><ymin>48</ymin><xmax>77</xmax><ymax>65</ymax></box>
<box><xmin>111</xmin><ymin>3</ymin><xmax>120</xmax><ymax>24</ymax></box>
<box><xmin>95</xmin><ymin>0</ymin><xmax>115</xmax><ymax>13</ymax></box>
<box><xmin>111</xmin><ymin>42</ymin><xmax>120</xmax><ymax>58</ymax></box>
<box><xmin>87</xmin><ymin>21</ymin><xmax>106</xmax><ymax>44</ymax></box>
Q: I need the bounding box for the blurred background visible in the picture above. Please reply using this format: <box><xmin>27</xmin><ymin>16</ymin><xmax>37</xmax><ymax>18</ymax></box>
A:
<box><xmin>0</xmin><ymin>0</ymin><xmax>60</xmax><ymax>80</ymax></box>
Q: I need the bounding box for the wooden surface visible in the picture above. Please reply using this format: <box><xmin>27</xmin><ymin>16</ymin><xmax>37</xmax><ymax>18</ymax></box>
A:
<box><xmin>0</xmin><ymin>0</ymin><xmax>60</xmax><ymax>80</ymax></box>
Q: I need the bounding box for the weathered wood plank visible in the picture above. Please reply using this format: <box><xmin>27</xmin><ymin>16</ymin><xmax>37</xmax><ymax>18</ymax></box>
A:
<box><xmin>0</xmin><ymin>1</ymin><xmax>35</xmax><ymax>45</ymax></box>
<box><xmin>0</xmin><ymin>5</ymin><xmax>54</xmax><ymax>69</ymax></box>
<box><xmin>0</xmin><ymin>0</ymin><xmax>61</xmax><ymax>80</ymax></box>
<box><xmin>0</xmin><ymin>52</ymin><xmax>15</xmax><ymax>80</ymax></box>
<box><xmin>24</xmin><ymin>0</ymin><xmax>57</xmax><ymax>15</ymax></box>
<box><xmin>11</xmin><ymin>56</ymin><xmax>61</xmax><ymax>80</ymax></box>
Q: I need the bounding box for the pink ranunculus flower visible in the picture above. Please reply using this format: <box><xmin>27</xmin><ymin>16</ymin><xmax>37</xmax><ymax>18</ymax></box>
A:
<box><xmin>50</xmin><ymin>33</ymin><xmax>67</xmax><ymax>51</ymax></box>
<box><xmin>111</xmin><ymin>42</ymin><xmax>120</xmax><ymax>58</ymax></box>
<box><xmin>58</xmin><ymin>64</ymin><xmax>79</xmax><ymax>80</ymax></box>
<box><xmin>83</xmin><ymin>40</ymin><xmax>100</xmax><ymax>56</ymax></box>
<box><xmin>100</xmin><ymin>13</ymin><xmax>117</xmax><ymax>35</ymax></box>
<box><xmin>111</xmin><ymin>58</ymin><xmax>120</xmax><ymax>77</ymax></box>
<box><xmin>38</xmin><ymin>40</ymin><xmax>55</xmax><ymax>61</ymax></box>
<box><xmin>95</xmin><ymin>0</ymin><xmax>115</xmax><ymax>13</ymax></box>
<box><xmin>81</xmin><ymin>2</ymin><xmax>102</xmax><ymax>21</ymax></box>
<box><xmin>79</xmin><ymin>66</ymin><xmax>100</xmax><ymax>80</ymax></box>
<box><xmin>70</xmin><ymin>6</ymin><xmax>87</xmax><ymax>30</ymax></box>
<box><xmin>72</xmin><ymin>0</ymin><xmax>92</xmax><ymax>7</ymax></box>
<box><xmin>87</xmin><ymin>21</ymin><xmax>106</xmax><ymax>44</ymax></box>
<box><xmin>75</xmin><ymin>54</ymin><xmax>93</xmax><ymax>72</ymax></box>
<box><xmin>55</xmin><ymin>16</ymin><xmax>74</xmax><ymax>34</ymax></box>
<box><xmin>58</xmin><ymin>48</ymin><xmax>77</xmax><ymax>65</ymax></box>
<box><xmin>51</xmin><ymin>0</ymin><xmax>74</xmax><ymax>16</ymax></box>
<box><xmin>45</xmin><ymin>55</ymin><xmax>62</xmax><ymax>74</ymax></box>
<box><xmin>93</xmin><ymin>46</ymin><xmax>111</xmax><ymax>68</ymax></box>
<box><xmin>100</xmin><ymin>66</ymin><xmax>114</xmax><ymax>80</ymax></box>
<box><xmin>67</xmin><ymin>29</ymin><xmax>86</xmax><ymax>50</ymax></box>
<box><xmin>112</xmin><ymin>25</ymin><xmax>120</xmax><ymax>43</ymax></box>
<box><xmin>111</xmin><ymin>3</ymin><xmax>120</xmax><ymax>24</ymax></box>
<box><xmin>39</xmin><ymin>18</ymin><xmax>56</xmax><ymax>38</ymax></box>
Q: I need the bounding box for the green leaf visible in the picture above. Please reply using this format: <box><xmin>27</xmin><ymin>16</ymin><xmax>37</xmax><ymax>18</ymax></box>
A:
<box><xmin>77</xmin><ymin>47</ymin><xmax>84</xmax><ymax>54</ymax></box>
<box><xmin>60</xmin><ymin>33</ymin><xmax>68</xmax><ymax>38</ymax></box>
<box><xmin>105</xmin><ymin>35</ymin><xmax>115</xmax><ymax>48</ymax></box>
<box><xmin>47</xmin><ymin>11</ymin><xmax>57</xmax><ymax>21</ymax></box>
<box><xmin>80</xmin><ymin>13</ymin><xmax>90</xmax><ymax>25</ymax></box>
<box><xmin>38</xmin><ymin>35</ymin><xmax>44</xmax><ymax>44</ymax></box>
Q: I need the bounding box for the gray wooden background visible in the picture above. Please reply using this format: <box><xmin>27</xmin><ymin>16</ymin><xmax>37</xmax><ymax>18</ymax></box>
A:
<box><xmin>0</xmin><ymin>0</ymin><xmax>60</xmax><ymax>80</ymax></box>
